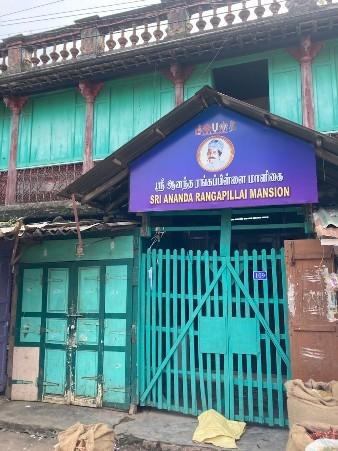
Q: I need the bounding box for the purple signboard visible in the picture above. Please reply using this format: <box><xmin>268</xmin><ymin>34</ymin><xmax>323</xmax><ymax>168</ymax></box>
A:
<box><xmin>129</xmin><ymin>105</ymin><xmax>318</xmax><ymax>212</ymax></box>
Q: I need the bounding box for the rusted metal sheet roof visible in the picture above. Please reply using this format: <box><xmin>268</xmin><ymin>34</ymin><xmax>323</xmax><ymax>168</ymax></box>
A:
<box><xmin>61</xmin><ymin>86</ymin><xmax>338</xmax><ymax>211</ymax></box>
<box><xmin>314</xmin><ymin>208</ymin><xmax>338</xmax><ymax>239</ymax></box>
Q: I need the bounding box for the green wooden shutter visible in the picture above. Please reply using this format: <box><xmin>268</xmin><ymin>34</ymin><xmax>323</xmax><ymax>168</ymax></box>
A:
<box><xmin>268</xmin><ymin>51</ymin><xmax>302</xmax><ymax>124</ymax></box>
<box><xmin>0</xmin><ymin>104</ymin><xmax>11</xmax><ymax>170</ymax></box>
<box><xmin>312</xmin><ymin>40</ymin><xmax>338</xmax><ymax>132</ymax></box>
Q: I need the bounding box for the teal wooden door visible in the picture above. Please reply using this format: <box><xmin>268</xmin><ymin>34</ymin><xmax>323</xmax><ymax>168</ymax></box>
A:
<box><xmin>72</xmin><ymin>266</ymin><xmax>101</xmax><ymax>406</ymax></box>
<box><xmin>43</xmin><ymin>267</ymin><xmax>69</xmax><ymax>403</ymax></box>
<box><xmin>139</xmin><ymin>248</ymin><xmax>290</xmax><ymax>426</ymax></box>
<box><xmin>18</xmin><ymin>261</ymin><xmax>133</xmax><ymax>409</ymax></box>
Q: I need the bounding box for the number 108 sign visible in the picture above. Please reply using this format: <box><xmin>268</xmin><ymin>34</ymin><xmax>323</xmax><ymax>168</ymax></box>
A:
<box><xmin>253</xmin><ymin>271</ymin><xmax>267</xmax><ymax>280</ymax></box>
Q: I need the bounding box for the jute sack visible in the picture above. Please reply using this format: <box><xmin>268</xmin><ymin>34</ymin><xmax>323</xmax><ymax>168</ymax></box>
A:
<box><xmin>285</xmin><ymin>380</ymin><xmax>338</xmax><ymax>427</ymax></box>
<box><xmin>286</xmin><ymin>422</ymin><xmax>338</xmax><ymax>451</ymax></box>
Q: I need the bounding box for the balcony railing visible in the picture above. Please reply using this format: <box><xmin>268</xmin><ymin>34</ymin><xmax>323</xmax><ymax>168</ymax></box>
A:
<box><xmin>15</xmin><ymin>163</ymin><xmax>83</xmax><ymax>204</ymax></box>
<box><xmin>0</xmin><ymin>0</ymin><xmax>333</xmax><ymax>76</ymax></box>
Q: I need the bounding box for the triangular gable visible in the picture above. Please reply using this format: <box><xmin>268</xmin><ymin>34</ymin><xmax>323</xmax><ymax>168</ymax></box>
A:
<box><xmin>129</xmin><ymin>104</ymin><xmax>318</xmax><ymax>212</ymax></box>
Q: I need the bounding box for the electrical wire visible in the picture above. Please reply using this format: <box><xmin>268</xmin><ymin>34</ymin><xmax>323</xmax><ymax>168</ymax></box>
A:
<box><xmin>0</xmin><ymin>0</ymin><xmax>66</xmax><ymax>19</ymax></box>
<box><xmin>0</xmin><ymin>0</ymin><xmax>158</xmax><ymax>24</ymax></box>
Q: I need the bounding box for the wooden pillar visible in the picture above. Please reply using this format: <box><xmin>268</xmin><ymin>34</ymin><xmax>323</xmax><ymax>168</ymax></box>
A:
<box><xmin>79</xmin><ymin>81</ymin><xmax>103</xmax><ymax>173</ymax></box>
<box><xmin>3</xmin><ymin>96</ymin><xmax>27</xmax><ymax>205</ymax></box>
<box><xmin>163</xmin><ymin>63</ymin><xmax>194</xmax><ymax>106</ymax></box>
<box><xmin>289</xmin><ymin>36</ymin><xmax>322</xmax><ymax>129</ymax></box>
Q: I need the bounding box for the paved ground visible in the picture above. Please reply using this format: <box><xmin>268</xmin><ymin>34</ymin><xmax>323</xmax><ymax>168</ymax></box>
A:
<box><xmin>0</xmin><ymin>398</ymin><xmax>289</xmax><ymax>450</ymax></box>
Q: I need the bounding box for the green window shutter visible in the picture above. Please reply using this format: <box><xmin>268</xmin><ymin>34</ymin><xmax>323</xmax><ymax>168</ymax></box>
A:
<box><xmin>17</xmin><ymin>89</ymin><xmax>81</xmax><ymax>168</ymax></box>
<box><xmin>268</xmin><ymin>51</ymin><xmax>302</xmax><ymax>124</ymax></box>
<box><xmin>93</xmin><ymin>74</ymin><xmax>175</xmax><ymax>160</ymax></box>
<box><xmin>312</xmin><ymin>40</ymin><xmax>338</xmax><ymax>132</ymax></box>
<box><xmin>0</xmin><ymin>104</ymin><xmax>11</xmax><ymax>170</ymax></box>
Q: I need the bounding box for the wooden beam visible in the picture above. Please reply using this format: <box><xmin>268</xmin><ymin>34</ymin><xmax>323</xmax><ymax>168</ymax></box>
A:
<box><xmin>82</xmin><ymin>168</ymin><xmax>129</xmax><ymax>203</ymax></box>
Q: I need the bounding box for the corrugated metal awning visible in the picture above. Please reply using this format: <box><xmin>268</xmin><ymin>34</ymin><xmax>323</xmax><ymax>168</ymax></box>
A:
<box><xmin>313</xmin><ymin>208</ymin><xmax>338</xmax><ymax>240</ymax></box>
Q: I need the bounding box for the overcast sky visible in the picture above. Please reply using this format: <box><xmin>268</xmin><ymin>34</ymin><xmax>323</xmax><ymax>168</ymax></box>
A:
<box><xmin>0</xmin><ymin>0</ymin><xmax>158</xmax><ymax>41</ymax></box>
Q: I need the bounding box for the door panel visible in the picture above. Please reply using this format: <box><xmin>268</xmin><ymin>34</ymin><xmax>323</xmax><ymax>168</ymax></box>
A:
<box><xmin>105</xmin><ymin>265</ymin><xmax>128</xmax><ymax>313</ymax></box>
<box><xmin>22</xmin><ymin>268</ymin><xmax>43</xmax><ymax>312</ymax></box>
<box><xmin>104</xmin><ymin>319</ymin><xmax>126</xmax><ymax>347</ymax></box>
<box><xmin>103</xmin><ymin>351</ymin><xmax>126</xmax><ymax>404</ymax></box>
<box><xmin>20</xmin><ymin>317</ymin><xmax>41</xmax><ymax>343</ymax></box>
<box><xmin>75</xmin><ymin>350</ymin><xmax>98</xmax><ymax>399</ymax></box>
<box><xmin>47</xmin><ymin>268</ymin><xmax>68</xmax><ymax>313</ymax></box>
<box><xmin>78</xmin><ymin>267</ymin><xmax>100</xmax><ymax>313</ymax></box>
<box><xmin>77</xmin><ymin>319</ymin><xmax>99</xmax><ymax>345</ymax></box>
<box><xmin>45</xmin><ymin>318</ymin><xmax>67</xmax><ymax>344</ymax></box>
<box><xmin>43</xmin><ymin>348</ymin><xmax>67</xmax><ymax>396</ymax></box>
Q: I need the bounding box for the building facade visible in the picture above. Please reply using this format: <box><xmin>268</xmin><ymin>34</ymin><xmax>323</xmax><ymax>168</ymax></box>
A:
<box><xmin>0</xmin><ymin>0</ymin><xmax>337</xmax><ymax>426</ymax></box>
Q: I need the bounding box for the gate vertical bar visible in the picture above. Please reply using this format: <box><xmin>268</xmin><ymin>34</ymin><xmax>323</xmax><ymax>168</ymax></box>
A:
<box><xmin>261</xmin><ymin>249</ymin><xmax>274</xmax><ymax>425</ymax></box>
<box><xmin>234</xmin><ymin>250</ymin><xmax>244</xmax><ymax>419</ymax></box>
<box><xmin>146</xmin><ymin>251</ymin><xmax>152</xmax><ymax>402</ymax></box>
<box><xmin>157</xmin><ymin>249</ymin><xmax>163</xmax><ymax>409</ymax></box>
<box><xmin>204</xmin><ymin>250</ymin><xmax>213</xmax><ymax>410</ymax></box>
<box><xmin>151</xmin><ymin>249</ymin><xmax>158</xmax><ymax>405</ymax></box>
<box><xmin>212</xmin><ymin>250</ymin><xmax>222</xmax><ymax>413</ymax></box>
<box><xmin>180</xmin><ymin>249</ymin><xmax>188</xmax><ymax>414</ymax></box>
<box><xmin>139</xmin><ymin>252</ymin><xmax>147</xmax><ymax>398</ymax></box>
<box><xmin>172</xmin><ymin>249</ymin><xmax>179</xmax><ymax>410</ymax></box>
<box><xmin>196</xmin><ymin>250</ymin><xmax>207</xmax><ymax>412</ymax></box>
<box><xmin>188</xmin><ymin>250</ymin><xmax>197</xmax><ymax>414</ymax></box>
<box><xmin>165</xmin><ymin>249</ymin><xmax>172</xmax><ymax>410</ymax></box>
<box><xmin>281</xmin><ymin>248</ymin><xmax>291</xmax><ymax>381</ymax></box>
<box><xmin>253</xmin><ymin>249</ymin><xmax>264</xmax><ymax>422</ymax></box>
<box><xmin>243</xmin><ymin>249</ymin><xmax>254</xmax><ymax>421</ymax></box>
<box><xmin>220</xmin><ymin>210</ymin><xmax>231</xmax><ymax>418</ymax></box>
<box><xmin>271</xmin><ymin>248</ymin><xmax>284</xmax><ymax>425</ymax></box>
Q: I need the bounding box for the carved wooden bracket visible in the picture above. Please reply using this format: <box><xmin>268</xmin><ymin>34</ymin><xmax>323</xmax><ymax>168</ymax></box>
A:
<box><xmin>3</xmin><ymin>96</ymin><xmax>28</xmax><ymax>114</ymax></box>
<box><xmin>162</xmin><ymin>63</ymin><xmax>194</xmax><ymax>106</ymax></box>
<box><xmin>79</xmin><ymin>80</ymin><xmax>104</xmax><ymax>103</ymax></box>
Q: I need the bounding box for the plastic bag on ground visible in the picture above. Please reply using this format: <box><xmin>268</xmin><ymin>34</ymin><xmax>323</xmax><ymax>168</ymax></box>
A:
<box><xmin>305</xmin><ymin>438</ymin><xmax>338</xmax><ymax>451</ymax></box>
<box><xmin>192</xmin><ymin>409</ymin><xmax>246</xmax><ymax>449</ymax></box>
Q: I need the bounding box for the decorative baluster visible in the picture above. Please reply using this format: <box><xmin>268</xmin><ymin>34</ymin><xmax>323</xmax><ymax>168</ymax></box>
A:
<box><xmin>40</xmin><ymin>46</ymin><xmax>50</xmax><ymax>65</ymax></box>
<box><xmin>60</xmin><ymin>42</ymin><xmax>70</xmax><ymax>61</ymax></box>
<box><xmin>239</xmin><ymin>1</ymin><xmax>250</xmax><ymax>22</ymax></box>
<box><xmin>130</xmin><ymin>23</ymin><xmax>139</xmax><ymax>47</ymax></box>
<box><xmin>153</xmin><ymin>17</ymin><xmax>164</xmax><ymax>42</ymax></box>
<box><xmin>196</xmin><ymin>7</ymin><xmax>206</xmax><ymax>32</ymax></box>
<box><xmin>225</xmin><ymin>1</ymin><xmax>235</xmax><ymax>25</ymax></box>
<box><xmin>30</xmin><ymin>48</ymin><xmax>40</xmax><ymax>68</ymax></box>
<box><xmin>70</xmin><ymin>38</ymin><xmax>79</xmax><ymax>59</ymax></box>
<box><xmin>118</xmin><ymin>29</ymin><xmax>128</xmax><ymax>49</ymax></box>
<box><xmin>210</xmin><ymin>6</ymin><xmax>221</xmax><ymax>29</ymax></box>
<box><xmin>50</xmin><ymin>43</ymin><xmax>60</xmax><ymax>63</ymax></box>
<box><xmin>270</xmin><ymin>0</ymin><xmax>281</xmax><ymax>15</ymax></box>
<box><xmin>106</xmin><ymin>31</ymin><xmax>116</xmax><ymax>50</ymax></box>
<box><xmin>141</xmin><ymin>22</ymin><xmax>152</xmax><ymax>45</ymax></box>
<box><xmin>255</xmin><ymin>0</ymin><xmax>265</xmax><ymax>18</ymax></box>
<box><xmin>0</xmin><ymin>55</ymin><xmax>8</xmax><ymax>73</ymax></box>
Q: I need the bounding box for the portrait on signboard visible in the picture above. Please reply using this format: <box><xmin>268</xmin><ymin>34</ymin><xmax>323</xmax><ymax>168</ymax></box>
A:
<box><xmin>196</xmin><ymin>136</ymin><xmax>235</xmax><ymax>172</ymax></box>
